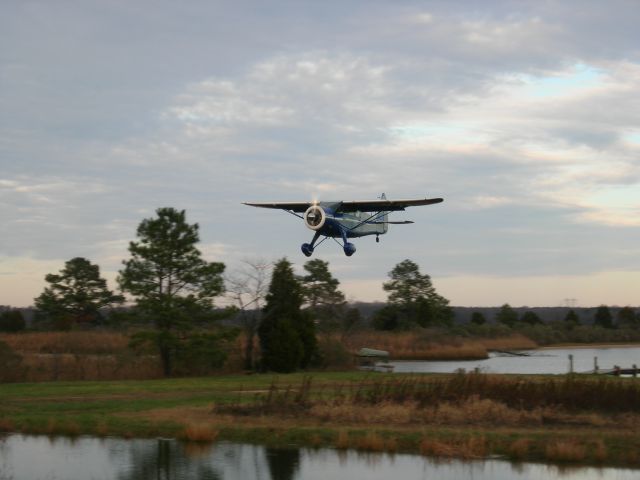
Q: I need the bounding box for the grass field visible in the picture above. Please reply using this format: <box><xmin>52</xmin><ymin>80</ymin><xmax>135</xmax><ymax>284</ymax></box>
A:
<box><xmin>2</xmin><ymin>371</ymin><xmax>640</xmax><ymax>467</ymax></box>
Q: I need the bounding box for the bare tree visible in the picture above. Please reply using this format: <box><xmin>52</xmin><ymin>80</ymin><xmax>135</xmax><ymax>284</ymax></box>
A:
<box><xmin>225</xmin><ymin>259</ymin><xmax>271</xmax><ymax>370</ymax></box>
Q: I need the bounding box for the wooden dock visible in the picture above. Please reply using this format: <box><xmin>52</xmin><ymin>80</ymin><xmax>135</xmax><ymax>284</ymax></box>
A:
<box><xmin>580</xmin><ymin>366</ymin><xmax>639</xmax><ymax>376</ymax></box>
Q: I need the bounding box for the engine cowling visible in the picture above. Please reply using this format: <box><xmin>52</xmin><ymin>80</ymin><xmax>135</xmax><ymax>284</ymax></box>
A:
<box><xmin>304</xmin><ymin>205</ymin><xmax>326</xmax><ymax>231</ymax></box>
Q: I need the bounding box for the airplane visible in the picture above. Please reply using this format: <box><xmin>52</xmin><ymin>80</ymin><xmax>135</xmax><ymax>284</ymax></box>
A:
<box><xmin>243</xmin><ymin>194</ymin><xmax>443</xmax><ymax>257</ymax></box>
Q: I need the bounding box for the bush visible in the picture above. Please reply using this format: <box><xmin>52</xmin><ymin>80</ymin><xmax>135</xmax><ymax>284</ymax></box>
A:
<box><xmin>0</xmin><ymin>340</ymin><xmax>25</xmax><ymax>382</ymax></box>
<box><xmin>317</xmin><ymin>336</ymin><xmax>353</xmax><ymax>369</ymax></box>
<box><xmin>0</xmin><ymin>310</ymin><xmax>26</xmax><ymax>332</ymax></box>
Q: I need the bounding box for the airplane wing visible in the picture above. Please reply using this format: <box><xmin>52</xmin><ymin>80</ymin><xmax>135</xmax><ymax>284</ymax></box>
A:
<box><xmin>338</xmin><ymin>197</ymin><xmax>443</xmax><ymax>212</ymax></box>
<box><xmin>243</xmin><ymin>197</ymin><xmax>443</xmax><ymax>213</ymax></box>
<box><xmin>242</xmin><ymin>201</ymin><xmax>312</xmax><ymax>212</ymax></box>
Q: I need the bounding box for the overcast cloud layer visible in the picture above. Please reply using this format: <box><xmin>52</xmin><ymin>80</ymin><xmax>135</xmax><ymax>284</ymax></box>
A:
<box><xmin>1</xmin><ymin>1</ymin><xmax>639</xmax><ymax>307</ymax></box>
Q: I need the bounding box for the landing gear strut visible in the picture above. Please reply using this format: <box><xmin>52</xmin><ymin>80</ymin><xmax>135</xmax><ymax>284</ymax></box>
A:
<box><xmin>301</xmin><ymin>231</ymin><xmax>322</xmax><ymax>257</ymax></box>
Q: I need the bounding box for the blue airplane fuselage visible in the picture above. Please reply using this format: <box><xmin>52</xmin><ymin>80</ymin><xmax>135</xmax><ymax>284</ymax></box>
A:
<box><xmin>315</xmin><ymin>203</ymin><xmax>388</xmax><ymax>239</ymax></box>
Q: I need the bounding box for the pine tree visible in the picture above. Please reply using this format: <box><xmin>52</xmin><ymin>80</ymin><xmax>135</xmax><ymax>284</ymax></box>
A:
<box><xmin>496</xmin><ymin>304</ymin><xmax>518</xmax><ymax>327</ymax></box>
<box><xmin>564</xmin><ymin>309</ymin><xmax>580</xmax><ymax>327</ymax></box>
<box><xmin>470</xmin><ymin>311</ymin><xmax>486</xmax><ymax>325</ymax></box>
<box><xmin>259</xmin><ymin>258</ymin><xmax>317</xmax><ymax>372</ymax></box>
<box><xmin>376</xmin><ymin>259</ymin><xmax>452</xmax><ymax>329</ymax></box>
<box><xmin>0</xmin><ymin>310</ymin><xmax>26</xmax><ymax>332</ymax></box>
<box><xmin>35</xmin><ymin>257</ymin><xmax>123</xmax><ymax>329</ymax></box>
<box><xmin>300</xmin><ymin>259</ymin><xmax>345</xmax><ymax>329</ymax></box>
<box><xmin>118</xmin><ymin>207</ymin><xmax>227</xmax><ymax>376</ymax></box>
<box><xmin>594</xmin><ymin>305</ymin><xmax>614</xmax><ymax>329</ymax></box>
<box><xmin>521</xmin><ymin>311</ymin><xmax>542</xmax><ymax>325</ymax></box>
<box><xmin>617</xmin><ymin>306</ymin><xmax>637</xmax><ymax>327</ymax></box>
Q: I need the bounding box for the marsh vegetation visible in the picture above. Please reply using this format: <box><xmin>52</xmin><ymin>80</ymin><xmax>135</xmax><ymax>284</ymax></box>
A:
<box><xmin>2</xmin><ymin>372</ymin><xmax>640</xmax><ymax>466</ymax></box>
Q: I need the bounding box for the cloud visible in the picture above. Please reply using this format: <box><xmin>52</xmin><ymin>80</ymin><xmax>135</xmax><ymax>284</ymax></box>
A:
<box><xmin>2</xmin><ymin>1</ymin><xmax>640</xmax><ymax>307</ymax></box>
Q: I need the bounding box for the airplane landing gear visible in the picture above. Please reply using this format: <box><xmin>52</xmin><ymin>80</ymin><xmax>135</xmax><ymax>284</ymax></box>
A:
<box><xmin>376</xmin><ymin>234</ymin><xmax>380</xmax><ymax>243</ymax></box>
<box><xmin>343</xmin><ymin>242</ymin><xmax>356</xmax><ymax>256</ymax></box>
<box><xmin>302</xmin><ymin>231</ymin><xmax>322</xmax><ymax>257</ymax></box>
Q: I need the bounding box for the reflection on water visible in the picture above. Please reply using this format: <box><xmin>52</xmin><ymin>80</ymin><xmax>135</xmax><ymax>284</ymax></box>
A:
<box><xmin>1</xmin><ymin>434</ymin><xmax>639</xmax><ymax>480</ymax></box>
<box><xmin>115</xmin><ymin>437</ymin><xmax>221</xmax><ymax>480</ymax></box>
<box><xmin>392</xmin><ymin>346</ymin><xmax>640</xmax><ymax>374</ymax></box>
<box><xmin>266</xmin><ymin>448</ymin><xmax>300</xmax><ymax>480</ymax></box>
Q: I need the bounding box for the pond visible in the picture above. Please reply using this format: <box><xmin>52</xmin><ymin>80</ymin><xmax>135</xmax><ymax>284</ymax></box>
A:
<box><xmin>391</xmin><ymin>346</ymin><xmax>640</xmax><ymax>375</ymax></box>
<box><xmin>0</xmin><ymin>434</ymin><xmax>638</xmax><ymax>480</ymax></box>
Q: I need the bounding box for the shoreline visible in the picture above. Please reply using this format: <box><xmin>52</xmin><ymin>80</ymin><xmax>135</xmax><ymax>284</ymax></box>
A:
<box><xmin>540</xmin><ymin>343</ymin><xmax>640</xmax><ymax>350</ymax></box>
<box><xmin>2</xmin><ymin>372</ymin><xmax>640</xmax><ymax>468</ymax></box>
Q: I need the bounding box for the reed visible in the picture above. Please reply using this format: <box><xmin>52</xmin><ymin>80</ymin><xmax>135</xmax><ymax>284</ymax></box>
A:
<box><xmin>508</xmin><ymin>438</ymin><xmax>531</xmax><ymax>459</ymax></box>
<box><xmin>44</xmin><ymin>420</ymin><xmax>82</xmax><ymax>438</ymax></box>
<box><xmin>419</xmin><ymin>435</ymin><xmax>486</xmax><ymax>459</ymax></box>
<box><xmin>180</xmin><ymin>424</ymin><xmax>219</xmax><ymax>443</ymax></box>
<box><xmin>221</xmin><ymin>373</ymin><xmax>640</xmax><ymax>429</ymax></box>
<box><xmin>354</xmin><ymin>432</ymin><xmax>386</xmax><ymax>452</ymax></box>
<box><xmin>335</xmin><ymin>431</ymin><xmax>350</xmax><ymax>449</ymax></box>
<box><xmin>0</xmin><ymin>331</ymin><xmax>130</xmax><ymax>354</ymax></box>
<box><xmin>593</xmin><ymin>439</ymin><xmax>607</xmax><ymax>462</ymax></box>
<box><xmin>17</xmin><ymin>352</ymin><xmax>163</xmax><ymax>382</ymax></box>
<box><xmin>335</xmin><ymin>331</ymin><xmax>536</xmax><ymax>360</ymax></box>
<box><xmin>349</xmin><ymin>373</ymin><xmax>640</xmax><ymax>413</ymax></box>
<box><xmin>0</xmin><ymin>418</ymin><xmax>16</xmax><ymax>432</ymax></box>
<box><xmin>545</xmin><ymin>440</ymin><xmax>587</xmax><ymax>462</ymax></box>
<box><xmin>95</xmin><ymin>421</ymin><xmax>110</xmax><ymax>437</ymax></box>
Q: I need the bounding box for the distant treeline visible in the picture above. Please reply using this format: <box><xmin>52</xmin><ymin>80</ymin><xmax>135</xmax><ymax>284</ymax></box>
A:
<box><xmin>2</xmin><ymin>304</ymin><xmax>638</xmax><ymax>329</ymax></box>
<box><xmin>349</xmin><ymin>303</ymin><xmax>639</xmax><ymax>326</ymax></box>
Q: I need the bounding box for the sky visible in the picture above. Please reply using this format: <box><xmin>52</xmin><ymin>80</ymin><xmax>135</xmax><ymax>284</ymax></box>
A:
<box><xmin>1</xmin><ymin>0</ymin><xmax>639</xmax><ymax>308</ymax></box>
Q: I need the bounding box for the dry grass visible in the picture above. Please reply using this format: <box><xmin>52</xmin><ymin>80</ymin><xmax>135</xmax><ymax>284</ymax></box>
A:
<box><xmin>0</xmin><ymin>418</ymin><xmax>16</xmax><ymax>432</ymax></box>
<box><xmin>180</xmin><ymin>424</ymin><xmax>219</xmax><ymax>443</ymax></box>
<box><xmin>220</xmin><ymin>373</ymin><xmax>640</xmax><ymax>433</ymax></box>
<box><xmin>336</xmin><ymin>331</ymin><xmax>536</xmax><ymax>360</ymax></box>
<box><xmin>348</xmin><ymin>373</ymin><xmax>640</xmax><ymax>414</ymax></box>
<box><xmin>95</xmin><ymin>421</ymin><xmax>110</xmax><ymax>437</ymax></box>
<box><xmin>17</xmin><ymin>352</ymin><xmax>163</xmax><ymax>381</ymax></box>
<box><xmin>332</xmin><ymin>431</ymin><xmax>398</xmax><ymax>452</ymax></box>
<box><xmin>308</xmin><ymin>434</ymin><xmax>323</xmax><ymax>448</ymax></box>
<box><xmin>509</xmin><ymin>438</ymin><xmax>531</xmax><ymax>459</ymax></box>
<box><xmin>354</xmin><ymin>432</ymin><xmax>387</xmax><ymax>452</ymax></box>
<box><xmin>41</xmin><ymin>419</ymin><xmax>81</xmax><ymax>437</ymax></box>
<box><xmin>335</xmin><ymin>431</ymin><xmax>350</xmax><ymax>449</ymax></box>
<box><xmin>545</xmin><ymin>440</ymin><xmax>587</xmax><ymax>462</ymax></box>
<box><xmin>1</xmin><ymin>331</ymin><xmax>164</xmax><ymax>381</ymax></box>
<box><xmin>433</xmin><ymin>397</ymin><xmax>544</xmax><ymax>425</ymax></box>
<box><xmin>593</xmin><ymin>439</ymin><xmax>607</xmax><ymax>462</ymax></box>
<box><xmin>182</xmin><ymin>442</ymin><xmax>217</xmax><ymax>458</ymax></box>
<box><xmin>0</xmin><ymin>330</ymin><xmax>538</xmax><ymax>382</ymax></box>
<box><xmin>311</xmin><ymin>402</ymin><xmax>416</xmax><ymax>424</ymax></box>
<box><xmin>0</xmin><ymin>331</ymin><xmax>130</xmax><ymax>354</ymax></box>
<box><xmin>419</xmin><ymin>435</ymin><xmax>486</xmax><ymax>459</ymax></box>
<box><xmin>309</xmin><ymin>397</ymin><xmax>613</xmax><ymax>428</ymax></box>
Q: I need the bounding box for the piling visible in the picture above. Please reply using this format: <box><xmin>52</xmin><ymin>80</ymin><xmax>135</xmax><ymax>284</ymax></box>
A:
<box><xmin>568</xmin><ymin>354</ymin><xmax>574</xmax><ymax>374</ymax></box>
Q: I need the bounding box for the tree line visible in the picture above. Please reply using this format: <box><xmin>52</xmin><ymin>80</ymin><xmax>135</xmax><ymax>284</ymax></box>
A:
<box><xmin>2</xmin><ymin>206</ymin><xmax>639</xmax><ymax>374</ymax></box>
<box><xmin>2</xmin><ymin>207</ymin><xmax>449</xmax><ymax>375</ymax></box>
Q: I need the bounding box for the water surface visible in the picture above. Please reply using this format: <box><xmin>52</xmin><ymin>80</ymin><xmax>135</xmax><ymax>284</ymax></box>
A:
<box><xmin>391</xmin><ymin>346</ymin><xmax>640</xmax><ymax>374</ymax></box>
<box><xmin>1</xmin><ymin>434</ymin><xmax>638</xmax><ymax>480</ymax></box>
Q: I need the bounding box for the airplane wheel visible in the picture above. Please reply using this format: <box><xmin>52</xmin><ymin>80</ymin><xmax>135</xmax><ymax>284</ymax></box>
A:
<box><xmin>301</xmin><ymin>243</ymin><xmax>314</xmax><ymax>257</ymax></box>
<box><xmin>343</xmin><ymin>242</ymin><xmax>356</xmax><ymax>257</ymax></box>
